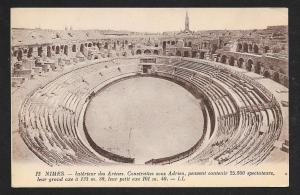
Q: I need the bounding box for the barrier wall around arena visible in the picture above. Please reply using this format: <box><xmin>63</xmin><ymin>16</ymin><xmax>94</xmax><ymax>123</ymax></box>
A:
<box><xmin>16</xmin><ymin>55</ymin><xmax>285</xmax><ymax>166</ymax></box>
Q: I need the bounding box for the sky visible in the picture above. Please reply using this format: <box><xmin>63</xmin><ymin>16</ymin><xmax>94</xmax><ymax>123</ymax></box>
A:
<box><xmin>11</xmin><ymin>8</ymin><xmax>288</xmax><ymax>32</ymax></box>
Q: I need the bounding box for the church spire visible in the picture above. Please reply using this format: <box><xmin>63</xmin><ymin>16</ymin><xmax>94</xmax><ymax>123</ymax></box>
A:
<box><xmin>185</xmin><ymin>10</ymin><xmax>190</xmax><ymax>32</ymax></box>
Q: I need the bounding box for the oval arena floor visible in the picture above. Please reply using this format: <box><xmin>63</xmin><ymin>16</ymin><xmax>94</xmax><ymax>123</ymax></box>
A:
<box><xmin>84</xmin><ymin>77</ymin><xmax>204</xmax><ymax>163</ymax></box>
<box><xmin>12</xmin><ymin>56</ymin><xmax>289</xmax><ymax>166</ymax></box>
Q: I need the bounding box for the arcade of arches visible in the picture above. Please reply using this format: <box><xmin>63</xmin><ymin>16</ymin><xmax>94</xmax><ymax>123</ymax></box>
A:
<box><xmin>216</xmin><ymin>54</ymin><xmax>286</xmax><ymax>85</ymax></box>
<box><xmin>11</xmin><ymin>37</ymin><xmax>288</xmax><ymax>87</ymax></box>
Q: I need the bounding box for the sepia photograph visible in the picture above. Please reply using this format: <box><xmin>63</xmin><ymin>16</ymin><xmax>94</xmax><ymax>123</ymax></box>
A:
<box><xmin>10</xmin><ymin>8</ymin><xmax>289</xmax><ymax>187</ymax></box>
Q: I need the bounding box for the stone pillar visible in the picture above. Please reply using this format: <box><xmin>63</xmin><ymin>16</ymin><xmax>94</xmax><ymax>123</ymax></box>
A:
<box><xmin>212</xmin><ymin>54</ymin><xmax>217</xmax><ymax>61</ymax></box>
<box><xmin>32</xmin><ymin>47</ymin><xmax>38</xmax><ymax>58</ymax></box>
<box><xmin>41</xmin><ymin>46</ymin><xmax>46</xmax><ymax>57</ymax></box>
<box><xmin>225</xmin><ymin>58</ymin><xmax>229</xmax><ymax>65</ymax></box>
<box><xmin>68</xmin><ymin>44</ymin><xmax>74</xmax><ymax>58</ymax></box>
<box><xmin>234</xmin><ymin>60</ymin><xmax>238</xmax><ymax>67</ymax></box>
<box><xmin>76</xmin><ymin>44</ymin><xmax>80</xmax><ymax>53</ymax></box>
<box><xmin>249</xmin><ymin>45</ymin><xmax>253</xmax><ymax>53</ymax></box>
<box><xmin>241</xmin><ymin>62</ymin><xmax>245</xmax><ymax>69</ymax></box>
<box><xmin>205</xmin><ymin>53</ymin><xmax>211</xmax><ymax>60</ymax></box>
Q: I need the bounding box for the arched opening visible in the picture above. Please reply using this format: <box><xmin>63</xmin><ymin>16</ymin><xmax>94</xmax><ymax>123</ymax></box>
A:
<box><xmin>221</xmin><ymin>55</ymin><xmax>227</xmax><ymax>64</ymax></box>
<box><xmin>188</xmin><ymin>42</ymin><xmax>192</xmax><ymax>47</ymax></box>
<box><xmin>56</xmin><ymin>46</ymin><xmax>60</xmax><ymax>54</ymax></box>
<box><xmin>200</xmin><ymin>52</ymin><xmax>205</xmax><ymax>59</ymax></box>
<box><xmin>104</xmin><ymin>42</ymin><xmax>108</xmax><ymax>49</ymax></box>
<box><xmin>17</xmin><ymin>49</ymin><xmax>22</xmax><ymax>61</ymax></box>
<box><xmin>171</xmin><ymin>41</ymin><xmax>175</xmax><ymax>45</ymax></box>
<box><xmin>64</xmin><ymin>45</ymin><xmax>68</xmax><ymax>55</ymax></box>
<box><xmin>88</xmin><ymin>43</ymin><xmax>92</xmax><ymax>47</ymax></box>
<box><xmin>237</xmin><ymin>43</ymin><xmax>243</xmax><ymax>52</ymax></box>
<box><xmin>264</xmin><ymin>46</ymin><xmax>270</xmax><ymax>53</ymax></box>
<box><xmin>52</xmin><ymin>45</ymin><xmax>55</xmax><ymax>51</ymax></box>
<box><xmin>80</xmin><ymin>44</ymin><xmax>84</xmax><ymax>53</ymax></box>
<box><xmin>238</xmin><ymin>58</ymin><xmax>244</xmax><ymax>68</ymax></box>
<box><xmin>176</xmin><ymin>50</ymin><xmax>181</xmax><ymax>56</ymax></box>
<box><xmin>144</xmin><ymin>49</ymin><xmax>151</xmax><ymax>55</ymax></box>
<box><xmin>192</xmin><ymin>51</ymin><xmax>197</xmax><ymax>58</ymax></box>
<box><xmin>85</xmin><ymin>43</ymin><xmax>88</xmax><ymax>47</ymax></box>
<box><xmin>47</xmin><ymin>46</ymin><xmax>51</xmax><ymax>57</ymax></box>
<box><xmin>263</xmin><ymin>71</ymin><xmax>270</xmax><ymax>78</ymax></box>
<box><xmin>183</xmin><ymin>51</ymin><xmax>189</xmax><ymax>57</ymax></box>
<box><xmin>229</xmin><ymin>56</ymin><xmax>235</xmax><ymax>66</ymax></box>
<box><xmin>246</xmin><ymin>59</ymin><xmax>253</xmax><ymax>71</ymax></box>
<box><xmin>211</xmin><ymin>44</ymin><xmax>218</xmax><ymax>54</ymax></box>
<box><xmin>38</xmin><ymin>47</ymin><xmax>43</xmax><ymax>57</ymax></box>
<box><xmin>136</xmin><ymin>49</ymin><xmax>142</xmax><ymax>55</ymax></box>
<box><xmin>243</xmin><ymin>43</ymin><xmax>248</xmax><ymax>52</ymax></box>
<box><xmin>273</xmin><ymin>72</ymin><xmax>280</xmax><ymax>82</ymax></box>
<box><xmin>13</xmin><ymin>50</ymin><xmax>18</xmax><ymax>57</ymax></box>
<box><xmin>254</xmin><ymin>62</ymin><xmax>262</xmax><ymax>74</ymax></box>
<box><xmin>153</xmin><ymin>50</ymin><xmax>159</xmax><ymax>55</ymax></box>
<box><xmin>163</xmin><ymin>41</ymin><xmax>167</xmax><ymax>50</ymax></box>
<box><xmin>72</xmin><ymin>45</ymin><xmax>76</xmax><ymax>52</ymax></box>
<box><xmin>93</xmin><ymin>42</ymin><xmax>96</xmax><ymax>46</ymax></box>
<box><xmin>218</xmin><ymin>40</ymin><xmax>223</xmax><ymax>49</ymax></box>
<box><xmin>253</xmin><ymin>44</ymin><xmax>259</xmax><ymax>54</ymax></box>
<box><xmin>27</xmin><ymin>47</ymin><xmax>33</xmax><ymax>58</ymax></box>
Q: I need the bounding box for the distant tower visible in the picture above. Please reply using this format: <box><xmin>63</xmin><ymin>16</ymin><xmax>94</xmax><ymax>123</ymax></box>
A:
<box><xmin>185</xmin><ymin>11</ymin><xmax>190</xmax><ymax>32</ymax></box>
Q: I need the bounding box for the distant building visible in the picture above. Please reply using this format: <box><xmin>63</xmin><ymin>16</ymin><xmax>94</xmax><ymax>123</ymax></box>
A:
<box><xmin>10</xmin><ymin>13</ymin><xmax>288</xmax><ymax>87</ymax></box>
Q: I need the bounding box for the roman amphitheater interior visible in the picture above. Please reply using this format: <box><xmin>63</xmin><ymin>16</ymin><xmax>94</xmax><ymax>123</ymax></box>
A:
<box><xmin>11</xmin><ymin>12</ymin><xmax>289</xmax><ymax>166</ymax></box>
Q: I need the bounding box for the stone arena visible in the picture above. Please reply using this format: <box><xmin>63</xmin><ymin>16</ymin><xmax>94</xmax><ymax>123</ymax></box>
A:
<box><xmin>11</xmin><ymin>12</ymin><xmax>289</xmax><ymax>166</ymax></box>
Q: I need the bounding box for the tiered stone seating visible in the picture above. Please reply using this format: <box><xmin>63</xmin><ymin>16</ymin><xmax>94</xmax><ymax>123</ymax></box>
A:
<box><xmin>151</xmin><ymin>57</ymin><xmax>282</xmax><ymax>165</ymax></box>
<box><xmin>19</xmin><ymin>59</ymin><xmax>141</xmax><ymax>165</ymax></box>
<box><xmin>18</xmin><ymin>56</ymin><xmax>283</xmax><ymax>166</ymax></box>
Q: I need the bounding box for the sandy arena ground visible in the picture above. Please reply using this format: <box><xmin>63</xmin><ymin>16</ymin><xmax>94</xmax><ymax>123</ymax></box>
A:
<box><xmin>85</xmin><ymin>77</ymin><xmax>204</xmax><ymax>163</ymax></box>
